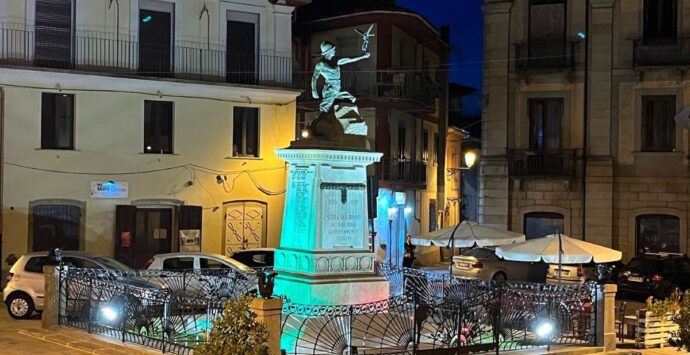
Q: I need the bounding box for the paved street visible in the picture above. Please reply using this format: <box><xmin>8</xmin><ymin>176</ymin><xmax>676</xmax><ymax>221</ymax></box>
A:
<box><xmin>0</xmin><ymin>304</ymin><xmax>158</xmax><ymax>355</ymax></box>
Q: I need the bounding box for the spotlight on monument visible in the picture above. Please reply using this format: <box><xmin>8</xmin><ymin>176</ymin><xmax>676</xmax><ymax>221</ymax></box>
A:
<box><xmin>404</xmin><ymin>207</ymin><xmax>413</xmax><ymax>216</ymax></box>
<box><xmin>301</xmin><ymin>129</ymin><xmax>310</xmax><ymax>139</ymax></box>
<box><xmin>388</xmin><ymin>207</ymin><xmax>398</xmax><ymax>221</ymax></box>
<box><xmin>535</xmin><ymin>319</ymin><xmax>555</xmax><ymax>339</ymax></box>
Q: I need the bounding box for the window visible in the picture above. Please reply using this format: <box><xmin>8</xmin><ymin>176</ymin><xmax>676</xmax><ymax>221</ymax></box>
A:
<box><xmin>35</xmin><ymin>0</ymin><xmax>73</xmax><ymax>68</ymax></box>
<box><xmin>397</xmin><ymin>124</ymin><xmax>406</xmax><ymax>159</ymax></box>
<box><xmin>429</xmin><ymin>199</ymin><xmax>437</xmax><ymax>232</ymax></box>
<box><xmin>41</xmin><ymin>93</ymin><xmax>74</xmax><ymax>149</ymax></box>
<box><xmin>642</xmin><ymin>95</ymin><xmax>675</xmax><ymax>152</ymax></box>
<box><xmin>422</xmin><ymin>129</ymin><xmax>429</xmax><ymax>163</ymax></box>
<box><xmin>528</xmin><ymin>0</ymin><xmax>566</xmax><ymax>67</ymax></box>
<box><xmin>232</xmin><ymin>107</ymin><xmax>259</xmax><ymax>157</ymax></box>
<box><xmin>139</xmin><ymin>1</ymin><xmax>174</xmax><ymax>77</ymax></box>
<box><xmin>643</xmin><ymin>0</ymin><xmax>677</xmax><ymax>43</ymax></box>
<box><xmin>163</xmin><ymin>257</ymin><xmax>194</xmax><ymax>270</ymax></box>
<box><xmin>524</xmin><ymin>212</ymin><xmax>564</xmax><ymax>240</ymax></box>
<box><xmin>63</xmin><ymin>257</ymin><xmax>100</xmax><ymax>269</ymax></box>
<box><xmin>227</xmin><ymin>11</ymin><xmax>259</xmax><ymax>84</ymax></box>
<box><xmin>31</xmin><ymin>203</ymin><xmax>81</xmax><ymax>252</ymax></box>
<box><xmin>144</xmin><ymin>100</ymin><xmax>173</xmax><ymax>154</ymax></box>
<box><xmin>433</xmin><ymin>133</ymin><xmax>439</xmax><ymax>164</ymax></box>
<box><xmin>200</xmin><ymin>258</ymin><xmax>229</xmax><ymax>269</ymax></box>
<box><xmin>636</xmin><ymin>214</ymin><xmax>679</xmax><ymax>255</ymax></box>
<box><xmin>24</xmin><ymin>257</ymin><xmax>49</xmax><ymax>273</ymax></box>
<box><xmin>529</xmin><ymin>98</ymin><xmax>562</xmax><ymax>151</ymax></box>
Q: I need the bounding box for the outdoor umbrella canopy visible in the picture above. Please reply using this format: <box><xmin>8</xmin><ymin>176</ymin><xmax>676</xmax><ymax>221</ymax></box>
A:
<box><xmin>495</xmin><ymin>234</ymin><xmax>622</xmax><ymax>264</ymax></box>
<box><xmin>410</xmin><ymin>221</ymin><xmax>526</xmax><ymax>248</ymax></box>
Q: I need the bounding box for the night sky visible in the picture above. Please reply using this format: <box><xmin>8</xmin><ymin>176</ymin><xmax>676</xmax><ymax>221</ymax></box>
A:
<box><xmin>397</xmin><ymin>0</ymin><xmax>483</xmax><ymax>117</ymax></box>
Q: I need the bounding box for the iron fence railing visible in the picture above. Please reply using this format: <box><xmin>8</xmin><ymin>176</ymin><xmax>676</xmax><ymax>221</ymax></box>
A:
<box><xmin>508</xmin><ymin>149</ymin><xmax>577</xmax><ymax>177</ymax></box>
<box><xmin>58</xmin><ymin>266</ymin><xmax>271</xmax><ymax>354</ymax></box>
<box><xmin>514</xmin><ymin>41</ymin><xmax>577</xmax><ymax>71</ymax></box>
<box><xmin>633</xmin><ymin>37</ymin><xmax>690</xmax><ymax>67</ymax></box>
<box><xmin>295</xmin><ymin>70</ymin><xmax>440</xmax><ymax>106</ymax></box>
<box><xmin>377</xmin><ymin>157</ymin><xmax>428</xmax><ymax>185</ymax></box>
<box><xmin>0</xmin><ymin>26</ymin><xmax>292</xmax><ymax>87</ymax></box>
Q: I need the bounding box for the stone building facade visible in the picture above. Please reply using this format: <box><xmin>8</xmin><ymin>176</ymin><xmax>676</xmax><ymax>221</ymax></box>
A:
<box><xmin>481</xmin><ymin>0</ymin><xmax>690</xmax><ymax>260</ymax></box>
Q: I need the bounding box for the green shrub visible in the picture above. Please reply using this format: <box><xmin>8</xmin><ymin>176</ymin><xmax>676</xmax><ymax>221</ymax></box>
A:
<box><xmin>195</xmin><ymin>296</ymin><xmax>269</xmax><ymax>355</ymax></box>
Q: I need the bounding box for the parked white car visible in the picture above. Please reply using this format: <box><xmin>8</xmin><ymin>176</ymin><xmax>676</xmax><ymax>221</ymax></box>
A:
<box><xmin>3</xmin><ymin>251</ymin><xmax>133</xmax><ymax>319</ymax></box>
<box><xmin>144</xmin><ymin>252</ymin><xmax>258</xmax><ymax>298</ymax></box>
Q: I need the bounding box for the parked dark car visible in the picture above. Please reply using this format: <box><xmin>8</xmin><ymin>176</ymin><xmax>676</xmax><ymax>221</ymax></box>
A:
<box><xmin>229</xmin><ymin>248</ymin><xmax>274</xmax><ymax>269</ymax></box>
<box><xmin>617</xmin><ymin>253</ymin><xmax>690</xmax><ymax>299</ymax></box>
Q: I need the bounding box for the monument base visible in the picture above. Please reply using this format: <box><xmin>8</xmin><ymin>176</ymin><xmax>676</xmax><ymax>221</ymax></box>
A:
<box><xmin>274</xmin><ymin>272</ymin><xmax>390</xmax><ymax>305</ymax></box>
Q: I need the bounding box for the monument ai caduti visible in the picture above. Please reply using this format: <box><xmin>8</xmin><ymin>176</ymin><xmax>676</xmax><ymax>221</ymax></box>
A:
<box><xmin>272</xmin><ymin>25</ymin><xmax>389</xmax><ymax>305</ymax></box>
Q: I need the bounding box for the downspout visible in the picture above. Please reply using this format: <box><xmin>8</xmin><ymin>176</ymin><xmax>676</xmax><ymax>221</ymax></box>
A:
<box><xmin>581</xmin><ymin>0</ymin><xmax>590</xmax><ymax>241</ymax></box>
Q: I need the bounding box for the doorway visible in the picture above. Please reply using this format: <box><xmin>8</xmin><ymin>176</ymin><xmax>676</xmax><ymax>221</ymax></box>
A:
<box><xmin>139</xmin><ymin>7</ymin><xmax>173</xmax><ymax>77</ymax></box>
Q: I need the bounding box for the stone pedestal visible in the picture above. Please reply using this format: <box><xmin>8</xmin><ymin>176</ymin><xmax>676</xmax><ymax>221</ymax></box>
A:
<box><xmin>595</xmin><ymin>283</ymin><xmax>617</xmax><ymax>351</ymax></box>
<box><xmin>273</xmin><ymin>149</ymin><xmax>389</xmax><ymax>305</ymax></box>
<box><xmin>250</xmin><ymin>298</ymin><xmax>283</xmax><ymax>355</ymax></box>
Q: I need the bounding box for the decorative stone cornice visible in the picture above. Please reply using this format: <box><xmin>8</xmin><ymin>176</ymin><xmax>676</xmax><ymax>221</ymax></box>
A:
<box><xmin>590</xmin><ymin>0</ymin><xmax>616</xmax><ymax>9</ymax></box>
<box><xmin>484</xmin><ymin>0</ymin><xmax>513</xmax><ymax>15</ymax></box>
<box><xmin>275</xmin><ymin>149</ymin><xmax>383</xmax><ymax>165</ymax></box>
<box><xmin>274</xmin><ymin>249</ymin><xmax>374</xmax><ymax>275</ymax></box>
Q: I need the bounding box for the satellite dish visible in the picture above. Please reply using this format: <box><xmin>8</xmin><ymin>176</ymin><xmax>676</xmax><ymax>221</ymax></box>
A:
<box><xmin>674</xmin><ymin>107</ymin><xmax>690</xmax><ymax>130</ymax></box>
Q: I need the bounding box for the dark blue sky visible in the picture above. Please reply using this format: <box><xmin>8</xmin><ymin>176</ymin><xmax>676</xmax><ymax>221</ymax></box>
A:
<box><xmin>397</xmin><ymin>0</ymin><xmax>483</xmax><ymax>116</ymax></box>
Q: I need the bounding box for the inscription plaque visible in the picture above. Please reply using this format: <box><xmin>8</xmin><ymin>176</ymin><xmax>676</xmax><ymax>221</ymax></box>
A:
<box><xmin>321</xmin><ymin>183</ymin><xmax>365</xmax><ymax>249</ymax></box>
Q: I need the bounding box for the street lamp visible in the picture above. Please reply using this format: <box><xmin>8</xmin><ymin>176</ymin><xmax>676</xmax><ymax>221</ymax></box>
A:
<box><xmin>388</xmin><ymin>207</ymin><xmax>398</xmax><ymax>267</ymax></box>
<box><xmin>464</xmin><ymin>150</ymin><xmax>477</xmax><ymax>169</ymax></box>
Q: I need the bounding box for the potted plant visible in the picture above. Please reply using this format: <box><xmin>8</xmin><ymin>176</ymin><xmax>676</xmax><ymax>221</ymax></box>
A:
<box><xmin>196</xmin><ymin>296</ymin><xmax>270</xmax><ymax>355</ymax></box>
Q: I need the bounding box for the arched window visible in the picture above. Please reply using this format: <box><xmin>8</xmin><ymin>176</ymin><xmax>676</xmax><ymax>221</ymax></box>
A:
<box><xmin>524</xmin><ymin>212</ymin><xmax>564</xmax><ymax>240</ymax></box>
<box><xmin>636</xmin><ymin>214</ymin><xmax>679</xmax><ymax>255</ymax></box>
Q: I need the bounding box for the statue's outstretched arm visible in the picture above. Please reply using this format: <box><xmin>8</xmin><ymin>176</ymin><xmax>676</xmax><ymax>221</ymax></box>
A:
<box><xmin>311</xmin><ymin>63</ymin><xmax>323</xmax><ymax>99</ymax></box>
<box><xmin>338</xmin><ymin>52</ymin><xmax>371</xmax><ymax>66</ymax></box>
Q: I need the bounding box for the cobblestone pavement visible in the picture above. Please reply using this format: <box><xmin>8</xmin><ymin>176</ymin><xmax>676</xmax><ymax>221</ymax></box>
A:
<box><xmin>0</xmin><ymin>305</ymin><xmax>159</xmax><ymax>355</ymax></box>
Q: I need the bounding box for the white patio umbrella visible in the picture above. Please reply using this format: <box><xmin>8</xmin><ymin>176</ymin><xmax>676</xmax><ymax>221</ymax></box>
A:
<box><xmin>410</xmin><ymin>220</ymin><xmax>526</xmax><ymax>248</ymax></box>
<box><xmin>494</xmin><ymin>234</ymin><xmax>622</xmax><ymax>264</ymax></box>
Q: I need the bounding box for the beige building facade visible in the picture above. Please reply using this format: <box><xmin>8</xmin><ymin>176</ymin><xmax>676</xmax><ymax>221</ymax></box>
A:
<box><xmin>482</xmin><ymin>0</ymin><xmax>690</xmax><ymax>260</ymax></box>
<box><xmin>0</xmin><ymin>0</ymin><xmax>305</xmax><ymax>273</ymax></box>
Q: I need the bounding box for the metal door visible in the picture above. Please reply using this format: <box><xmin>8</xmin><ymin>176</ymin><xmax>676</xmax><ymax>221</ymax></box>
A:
<box><xmin>223</xmin><ymin>201</ymin><xmax>266</xmax><ymax>255</ymax></box>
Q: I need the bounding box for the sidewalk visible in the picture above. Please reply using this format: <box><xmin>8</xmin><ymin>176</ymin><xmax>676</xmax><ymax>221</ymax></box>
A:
<box><xmin>0</xmin><ymin>310</ymin><xmax>159</xmax><ymax>355</ymax></box>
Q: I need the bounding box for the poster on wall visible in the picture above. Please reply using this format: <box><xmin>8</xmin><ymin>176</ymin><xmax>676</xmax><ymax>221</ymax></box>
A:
<box><xmin>180</xmin><ymin>230</ymin><xmax>201</xmax><ymax>252</ymax></box>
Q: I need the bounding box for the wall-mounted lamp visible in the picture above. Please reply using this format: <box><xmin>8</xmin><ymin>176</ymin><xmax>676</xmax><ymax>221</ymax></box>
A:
<box><xmin>301</xmin><ymin>129</ymin><xmax>310</xmax><ymax>139</ymax></box>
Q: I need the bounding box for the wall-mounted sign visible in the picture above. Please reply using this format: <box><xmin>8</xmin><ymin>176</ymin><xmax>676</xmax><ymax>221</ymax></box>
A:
<box><xmin>90</xmin><ymin>181</ymin><xmax>128</xmax><ymax>199</ymax></box>
<box><xmin>180</xmin><ymin>230</ymin><xmax>201</xmax><ymax>252</ymax></box>
<box><xmin>394</xmin><ymin>191</ymin><xmax>406</xmax><ymax>205</ymax></box>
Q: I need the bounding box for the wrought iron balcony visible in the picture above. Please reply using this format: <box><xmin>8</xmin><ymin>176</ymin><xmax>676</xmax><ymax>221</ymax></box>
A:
<box><xmin>376</xmin><ymin>157</ymin><xmax>427</xmax><ymax>186</ymax></box>
<box><xmin>0</xmin><ymin>27</ymin><xmax>292</xmax><ymax>87</ymax></box>
<box><xmin>633</xmin><ymin>37</ymin><xmax>690</xmax><ymax>67</ymax></box>
<box><xmin>295</xmin><ymin>70</ymin><xmax>439</xmax><ymax>107</ymax></box>
<box><xmin>508</xmin><ymin>149</ymin><xmax>576</xmax><ymax>177</ymax></box>
<box><xmin>514</xmin><ymin>41</ymin><xmax>577</xmax><ymax>71</ymax></box>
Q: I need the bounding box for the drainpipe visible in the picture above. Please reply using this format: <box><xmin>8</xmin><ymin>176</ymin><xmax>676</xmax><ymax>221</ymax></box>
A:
<box><xmin>581</xmin><ymin>0</ymin><xmax>590</xmax><ymax>241</ymax></box>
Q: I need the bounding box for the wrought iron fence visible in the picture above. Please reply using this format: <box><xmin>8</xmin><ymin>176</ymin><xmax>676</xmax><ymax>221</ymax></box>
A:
<box><xmin>0</xmin><ymin>26</ymin><xmax>292</xmax><ymax>87</ymax></box>
<box><xmin>514</xmin><ymin>41</ymin><xmax>578</xmax><ymax>71</ymax></box>
<box><xmin>633</xmin><ymin>38</ymin><xmax>690</xmax><ymax>67</ymax></box>
<box><xmin>58</xmin><ymin>267</ymin><xmax>269</xmax><ymax>354</ymax></box>
<box><xmin>279</xmin><ymin>265</ymin><xmax>598</xmax><ymax>354</ymax></box>
<box><xmin>508</xmin><ymin>149</ymin><xmax>577</xmax><ymax>177</ymax></box>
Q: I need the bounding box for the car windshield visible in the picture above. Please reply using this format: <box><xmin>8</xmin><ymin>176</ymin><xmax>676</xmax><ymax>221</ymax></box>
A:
<box><xmin>94</xmin><ymin>256</ymin><xmax>133</xmax><ymax>272</ymax></box>
<box><xmin>462</xmin><ymin>248</ymin><xmax>494</xmax><ymax>259</ymax></box>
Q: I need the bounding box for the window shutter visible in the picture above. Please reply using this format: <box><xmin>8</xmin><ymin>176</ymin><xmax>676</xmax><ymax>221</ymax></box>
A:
<box><xmin>115</xmin><ymin>205</ymin><xmax>137</xmax><ymax>267</ymax></box>
<box><xmin>179</xmin><ymin>205</ymin><xmax>203</xmax><ymax>241</ymax></box>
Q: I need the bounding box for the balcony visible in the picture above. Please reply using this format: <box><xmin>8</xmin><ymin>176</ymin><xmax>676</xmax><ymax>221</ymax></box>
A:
<box><xmin>0</xmin><ymin>27</ymin><xmax>292</xmax><ymax>87</ymax></box>
<box><xmin>514</xmin><ymin>41</ymin><xmax>577</xmax><ymax>72</ymax></box>
<box><xmin>295</xmin><ymin>70</ymin><xmax>439</xmax><ymax>107</ymax></box>
<box><xmin>508</xmin><ymin>149</ymin><xmax>576</xmax><ymax>177</ymax></box>
<box><xmin>376</xmin><ymin>157</ymin><xmax>427</xmax><ymax>187</ymax></box>
<box><xmin>633</xmin><ymin>38</ymin><xmax>690</xmax><ymax>67</ymax></box>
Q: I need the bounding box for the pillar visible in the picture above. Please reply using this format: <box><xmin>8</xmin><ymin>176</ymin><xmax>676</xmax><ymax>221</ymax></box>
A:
<box><xmin>250</xmin><ymin>298</ymin><xmax>283</xmax><ymax>355</ymax></box>
<box><xmin>595</xmin><ymin>283</ymin><xmax>617</xmax><ymax>351</ymax></box>
<box><xmin>41</xmin><ymin>265</ymin><xmax>59</xmax><ymax>329</ymax></box>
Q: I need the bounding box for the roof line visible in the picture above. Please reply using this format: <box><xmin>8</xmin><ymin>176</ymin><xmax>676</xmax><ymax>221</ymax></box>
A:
<box><xmin>302</xmin><ymin>10</ymin><xmax>443</xmax><ymax>38</ymax></box>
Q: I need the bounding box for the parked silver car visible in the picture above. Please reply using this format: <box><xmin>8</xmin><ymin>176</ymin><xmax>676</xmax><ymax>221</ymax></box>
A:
<box><xmin>451</xmin><ymin>247</ymin><xmax>547</xmax><ymax>282</ymax></box>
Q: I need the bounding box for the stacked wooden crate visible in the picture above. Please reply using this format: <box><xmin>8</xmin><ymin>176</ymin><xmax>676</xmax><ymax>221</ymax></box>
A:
<box><xmin>634</xmin><ymin>309</ymin><xmax>679</xmax><ymax>349</ymax></box>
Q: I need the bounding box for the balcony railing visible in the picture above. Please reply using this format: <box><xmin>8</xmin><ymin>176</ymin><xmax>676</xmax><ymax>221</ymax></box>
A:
<box><xmin>508</xmin><ymin>149</ymin><xmax>576</xmax><ymax>177</ymax></box>
<box><xmin>376</xmin><ymin>157</ymin><xmax>427</xmax><ymax>185</ymax></box>
<box><xmin>295</xmin><ymin>70</ymin><xmax>439</xmax><ymax>107</ymax></box>
<box><xmin>633</xmin><ymin>37</ymin><xmax>690</xmax><ymax>67</ymax></box>
<box><xmin>0</xmin><ymin>27</ymin><xmax>292</xmax><ymax>87</ymax></box>
<box><xmin>514</xmin><ymin>41</ymin><xmax>577</xmax><ymax>71</ymax></box>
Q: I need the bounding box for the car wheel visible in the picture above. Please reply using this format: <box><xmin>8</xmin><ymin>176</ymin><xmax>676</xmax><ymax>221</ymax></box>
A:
<box><xmin>493</xmin><ymin>273</ymin><xmax>507</xmax><ymax>282</ymax></box>
<box><xmin>6</xmin><ymin>293</ymin><xmax>35</xmax><ymax>320</ymax></box>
